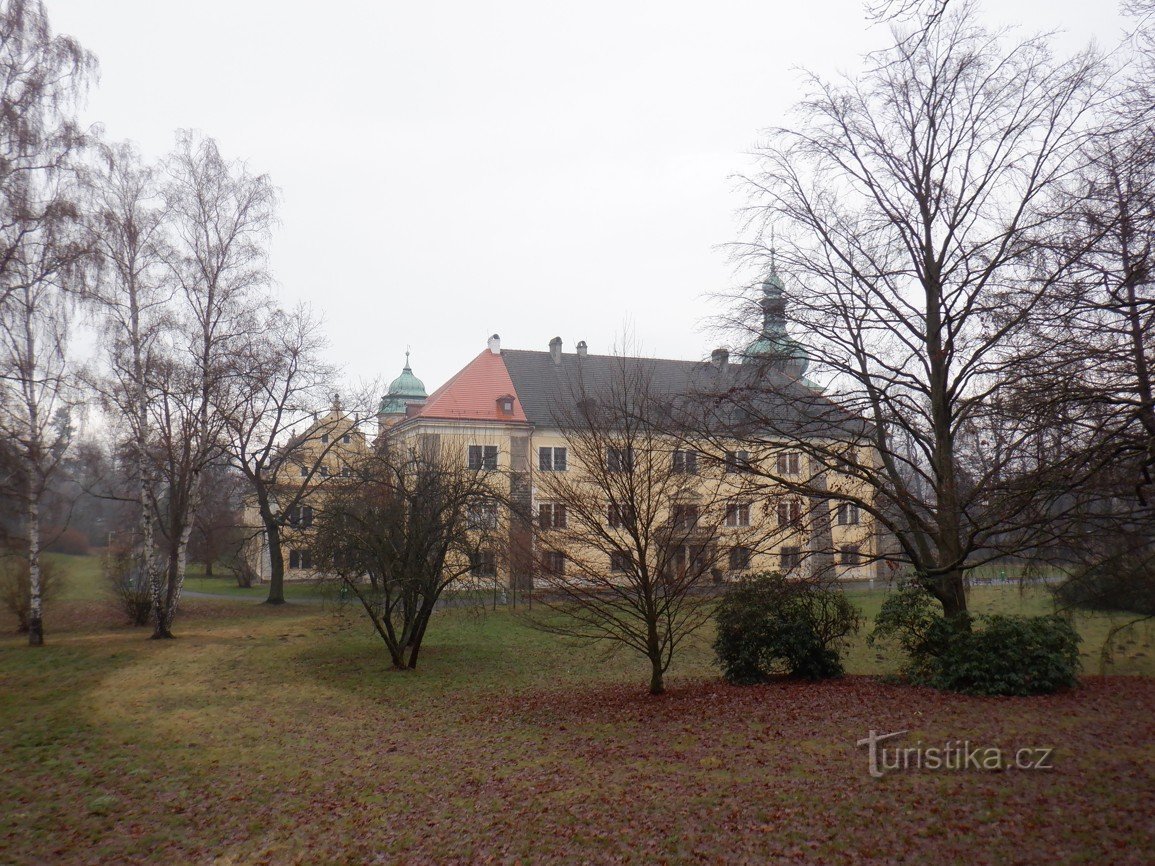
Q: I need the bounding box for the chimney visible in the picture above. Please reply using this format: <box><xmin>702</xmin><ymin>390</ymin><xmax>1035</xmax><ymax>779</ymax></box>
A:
<box><xmin>711</xmin><ymin>347</ymin><xmax>730</xmax><ymax>372</ymax></box>
<box><xmin>549</xmin><ymin>336</ymin><xmax>563</xmax><ymax>365</ymax></box>
<box><xmin>576</xmin><ymin>340</ymin><xmax>588</xmax><ymax>357</ymax></box>
<box><xmin>487</xmin><ymin>333</ymin><xmax>501</xmax><ymax>355</ymax></box>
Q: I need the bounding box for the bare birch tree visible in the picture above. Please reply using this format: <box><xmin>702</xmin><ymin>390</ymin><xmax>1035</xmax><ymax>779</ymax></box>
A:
<box><xmin>143</xmin><ymin>131</ymin><xmax>276</xmax><ymax>638</ymax></box>
<box><xmin>84</xmin><ymin>141</ymin><xmax>172</xmax><ymax>615</ymax></box>
<box><xmin>0</xmin><ymin>0</ymin><xmax>94</xmax><ymax>645</ymax></box>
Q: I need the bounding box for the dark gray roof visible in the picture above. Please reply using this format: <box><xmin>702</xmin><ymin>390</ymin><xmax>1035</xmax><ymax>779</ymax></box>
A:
<box><xmin>500</xmin><ymin>349</ymin><xmax>868</xmax><ymax>440</ymax></box>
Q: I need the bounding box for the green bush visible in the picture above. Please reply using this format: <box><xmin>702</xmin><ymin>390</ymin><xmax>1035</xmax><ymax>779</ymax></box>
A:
<box><xmin>934</xmin><ymin>614</ymin><xmax>1081</xmax><ymax>696</ymax></box>
<box><xmin>713</xmin><ymin>572</ymin><xmax>861</xmax><ymax>683</ymax></box>
<box><xmin>871</xmin><ymin>581</ymin><xmax>1080</xmax><ymax>695</ymax></box>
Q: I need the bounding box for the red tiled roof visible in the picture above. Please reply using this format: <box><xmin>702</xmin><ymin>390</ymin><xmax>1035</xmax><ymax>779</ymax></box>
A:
<box><xmin>415</xmin><ymin>350</ymin><xmax>528</xmax><ymax>422</ymax></box>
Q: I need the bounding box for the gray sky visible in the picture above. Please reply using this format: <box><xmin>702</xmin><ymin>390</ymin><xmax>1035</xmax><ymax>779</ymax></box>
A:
<box><xmin>51</xmin><ymin>0</ymin><xmax>1129</xmax><ymax>396</ymax></box>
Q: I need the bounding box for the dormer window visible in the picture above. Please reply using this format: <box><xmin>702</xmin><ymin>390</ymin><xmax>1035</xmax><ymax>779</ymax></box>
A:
<box><xmin>497</xmin><ymin>394</ymin><xmax>515</xmax><ymax>415</ymax></box>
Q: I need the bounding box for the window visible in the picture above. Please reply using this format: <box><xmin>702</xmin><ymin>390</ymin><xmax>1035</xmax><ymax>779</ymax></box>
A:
<box><xmin>302</xmin><ymin>505</ymin><xmax>314</xmax><ymax>527</ymax></box>
<box><xmin>607</xmin><ymin>446</ymin><xmax>634</xmax><ymax>472</ymax></box>
<box><xmin>470</xmin><ymin>550</ymin><xmax>496</xmax><ymax>577</ymax></box>
<box><xmin>608</xmin><ymin>502</ymin><xmax>637</xmax><ymax>529</ymax></box>
<box><xmin>610</xmin><ymin>551</ymin><xmax>631</xmax><ymax>573</ymax></box>
<box><xmin>724</xmin><ymin>501</ymin><xmax>751</xmax><ymax>527</ymax></box>
<box><xmin>538</xmin><ymin>446</ymin><xmax>567</xmax><ymax>471</ymax></box>
<box><xmin>672</xmin><ymin>449</ymin><xmax>698</xmax><ymax>474</ymax></box>
<box><xmin>780</xmin><ymin>546</ymin><xmax>801</xmax><ymax>571</ymax></box>
<box><xmin>498</xmin><ymin>396</ymin><xmax>514</xmax><ymax>414</ymax></box>
<box><xmin>539</xmin><ymin>503</ymin><xmax>567</xmax><ymax>530</ymax></box>
<box><xmin>289</xmin><ymin>549</ymin><xmax>300</xmax><ymax>569</ymax></box>
<box><xmin>840</xmin><ymin>544</ymin><xmax>861</xmax><ymax>566</ymax></box>
<box><xmin>342</xmin><ymin>433</ymin><xmax>351</xmax><ymax>444</ymax></box>
<box><xmin>320</xmin><ymin>433</ymin><xmax>329</xmax><ymax>444</ymax></box>
<box><xmin>837</xmin><ymin>503</ymin><xmax>861</xmax><ymax>525</ymax></box>
<box><xmin>777</xmin><ymin>498</ymin><xmax>803</xmax><ymax>527</ymax></box>
<box><xmin>468</xmin><ymin>445</ymin><xmax>498</xmax><ymax>471</ymax></box>
<box><xmin>300</xmin><ymin>550</ymin><xmax>313</xmax><ymax>569</ymax></box>
<box><xmin>670</xmin><ymin>504</ymin><xmax>700</xmax><ymax>531</ymax></box>
<box><xmin>729</xmin><ymin>545</ymin><xmax>752</xmax><ymax>570</ymax></box>
<box><xmin>776</xmin><ymin>451</ymin><xmax>801</xmax><ymax>475</ymax></box>
<box><xmin>299</xmin><ymin>464</ymin><xmax>308</xmax><ymax>477</ymax></box>
<box><xmin>318</xmin><ymin>465</ymin><xmax>329</xmax><ymax>477</ymax></box>
<box><xmin>468</xmin><ymin>503</ymin><xmax>498</xmax><ymax>529</ymax></box>
<box><xmin>287</xmin><ymin>505</ymin><xmax>301</xmax><ymax>527</ymax></box>
<box><xmin>543</xmin><ymin>551</ymin><xmax>566</xmax><ymax>576</ymax></box>
<box><xmin>724</xmin><ymin>450</ymin><xmax>751</xmax><ymax>473</ymax></box>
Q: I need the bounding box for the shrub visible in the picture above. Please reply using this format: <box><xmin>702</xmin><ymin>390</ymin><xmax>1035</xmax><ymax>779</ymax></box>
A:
<box><xmin>0</xmin><ymin>555</ymin><xmax>64</xmax><ymax>633</ymax></box>
<box><xmin>871</xmin><ymin>581</ymin><xmax>1080</xmax><ymax>695</ymax></box>
<box><xmin>105</xmin><ymin>552</ymin><xmax>152</xmax><ymax>626</ymax></box>
<box><xmin>713</xmin><ymin>572</ymin><xmax>861</xmax><ymax>683</ymax></box>
<box><xmin>934</xmin><ymin>614</ymin><xmax>1081</xmax><ymax>695</ymax></box>
<box><xmin>43</xmin><ymin>526</ymin><xmax>90</xmax><ymax>556</ymax></box>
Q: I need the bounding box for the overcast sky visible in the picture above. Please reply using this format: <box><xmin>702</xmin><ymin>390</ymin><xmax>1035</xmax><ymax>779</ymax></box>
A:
<box><xmin>50</xmin><ymin>0</ymin><xmax>1129</xmax><ymax>397</ymax></box>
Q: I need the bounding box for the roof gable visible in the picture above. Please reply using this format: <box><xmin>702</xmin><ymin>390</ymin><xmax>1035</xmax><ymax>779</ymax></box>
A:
<box><xmin>415</xmin><ymin>349</ymin><xmax>528</xmax><ymax>423</ymax></box>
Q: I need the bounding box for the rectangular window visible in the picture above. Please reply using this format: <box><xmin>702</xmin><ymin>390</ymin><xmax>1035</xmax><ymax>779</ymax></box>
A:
<box><xmin>725</xmin><ymin>502</ymin><xmax>751</xmax><ymax>527</ymax></box>
<box><xmin>287</xmin><ymin>505</ymin><xmax>301</xmax><ymax>527</ymax></box>
<box><xmin>777</xmin><ymin>498</ymin><xmax>803</xmax><ymax>527</ymax></box>
<box><xmin>538</xmin><ymin>447</ymin><xmax>568</xmax><ymax>471</ymax></box>
<box><xmin>780</xmin><ymin>546</ymin><xmax>801</xmax><ymax>571</ymax></box>
<box><xmin>538</xmin><ymin>503</ymin><xmax>567</xmax><ymax>529</ymax></box>
<box><xmin>607</xmin><ymin>446</ymin><xmax>634</xmax><ymax>472</ymax></box>
<box><xmin>729</xmin><ymin>545</ymin><xmax>752</xmax><ymax>570</ymax></box>
<box><xmin>608</xmin><ymin>502</ymin><xmax>636</xmax><ymax>530</ymax></box>
<box><xmin>320</xmin><ymin>433</ymin><xmax>329</xmax><ymax>444</ymax></box>
<box><xmin>469</xmin><ymin>445</ymin><xmax>499</xmax><ymax>471</ymax></box>
<box><xmin>299</xmin><ymin>465</ymin><xmax>308</xmax><ymax>477</ymax></box>
<box><xmin>318</xmin><ymin>465</ymin><xmax>329</xmax><ymax>477</ymax></box>
<box><xmin>670</xmin><ymin>504</ymin><xmax>700</xmax><ymax>531</ymax></box>
<box><xmin>302</xmin><ymin>505</ymin><xmax>314</xmax><ymax>527</ymax></box>
<box><xmin>544</xmin><ymin>551</ymin><xmax>566</xmax><ymax>576</ymax></box>
<box><xmin>837</xmin><ymin>502</ymin><xmax>861</xmax><ymax>525</ymax></box>
<box><xmin>469</xmin><ymin>503</ymin><xmax>498</xmax><ymax>530</ymax></box>
<box><xmin>300</xmin><ymin>550</ymin><xmax>314</xmax><ymax>570</ymax></box>
<box><xmin>609</xmin><ymin>551</ymin><xmax>631</xmax><ymax>573</ymax></box>
<box><xmin>289</xmin><ymin>549</ymin><xmax>300</xmax><ymax>569</ymax></box>
<box><xmin>672</xmin><ymin>449</ymin><xmax>698</xmax><ymax>474</ymax></box>
<box><xmin>840</xmin><ymin>544</ymin><xmax>862</xmax><ymax>566</ymax></box>
<box><xmin>470</xmin><ymin>550</ymin><xmax>496</xmax><ymax>577</ymax></box>
<box><xmin>342</xmin><ymin>433</ymin><xmax>351</xmax><ymax>444</ymax></box>
<box><xmin>776</xmin><ymin>451</ymin><xmax>801</xmax><ymax>475</ymax></box>
<box><xmin>724</xmin><ymin>450</ymin><xmax>751</xmax><ymax>473</ymax></box>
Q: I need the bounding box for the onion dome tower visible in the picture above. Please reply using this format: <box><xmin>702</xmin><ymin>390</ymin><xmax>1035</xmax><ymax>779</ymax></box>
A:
<box><xmin>742</xmin><ymin>265</ymin><xmax>809</xmax><ymax>379</ymax></box>
<box><xmin>377</xmin><ymin>352</ymin><xmax>427</xmax><ymax>431</ymax></box>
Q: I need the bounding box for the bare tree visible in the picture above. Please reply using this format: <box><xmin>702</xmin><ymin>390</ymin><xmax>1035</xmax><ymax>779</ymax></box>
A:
<box><xmin>84</xmin><ymin>140</ymin><xmax>172</xmax><ymax>617</ymax></box>
<box><xmin>310</xmin><ymin>441</ymin><xmax>505</xmax><ymax>670</ymax></box>
<box><xmin>142</xmin><ymin>131</ymin><xmax>276</xmax><ymax>639</ymax></box>
<box><xmin>724</xmin><ymin>2</ymin><xmax>1106</xmax><ymax>621</ymax></box>
<box><xmin>0</xmin><ymin>0</ymin><xmax>94</xmax><ymax>645</ymax></box>
<box><xmin>220</xmin><ymin>305</ymin><xmax>363</xmax><ymax>605</ymax></box>
<box><xmin>529</xmin><ymin>356</ymin><xmax>758</xmax><ymax>695</ymax></box>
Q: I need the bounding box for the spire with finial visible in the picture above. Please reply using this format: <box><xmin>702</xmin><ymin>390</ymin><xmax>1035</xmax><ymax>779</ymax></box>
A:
<box><xmin>742</xmin><ymin>250</ymin><xmax>809</xmax><ymax>378</ymax></box>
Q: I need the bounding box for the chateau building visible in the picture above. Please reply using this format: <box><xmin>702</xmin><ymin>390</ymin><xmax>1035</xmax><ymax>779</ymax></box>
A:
<box><xmin>257</xmin><ymin>268</ymin><xmax>884</xmax><ymax>585</ymax></box>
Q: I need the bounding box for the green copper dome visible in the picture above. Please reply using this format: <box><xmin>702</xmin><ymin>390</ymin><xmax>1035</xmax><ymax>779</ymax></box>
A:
<box><xmin>743</xmin><ymin>266</ymin><xmax>809</xmax><ymax>377</ymax></box>
<box><xmin>378</xmin><ymin>353</ymin><xmax>427</xmax><ymax>415</ymax></box>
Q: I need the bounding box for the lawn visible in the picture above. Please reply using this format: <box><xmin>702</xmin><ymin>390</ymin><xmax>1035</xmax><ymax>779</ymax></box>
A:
<box><xmin>1</xmin><ymin>557</ymin><xmax>1152</xmax><ymax>864</ymax></box>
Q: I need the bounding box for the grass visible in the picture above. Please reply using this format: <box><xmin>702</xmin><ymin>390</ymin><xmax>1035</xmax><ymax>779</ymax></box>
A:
<box><xmin>1</xmin><ymin>556</ymin><xmax>1152</xmax><ymax>864</ymax></box>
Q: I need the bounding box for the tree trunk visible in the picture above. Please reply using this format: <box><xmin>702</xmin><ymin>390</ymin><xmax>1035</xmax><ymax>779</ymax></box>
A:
<box><xmin>26</xmin><ymin>483</ymin><xmax>43</xmax><ymax>647</ymax></box>
<box><xmin>649</xmin><ymin>657</ymin><xmax>665</xmax><ymax>695</ymax></box>
<box><xmin>261</xmin><ymin>495</ymin><xmax>286</xmax><ymax>605</ymax></box>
